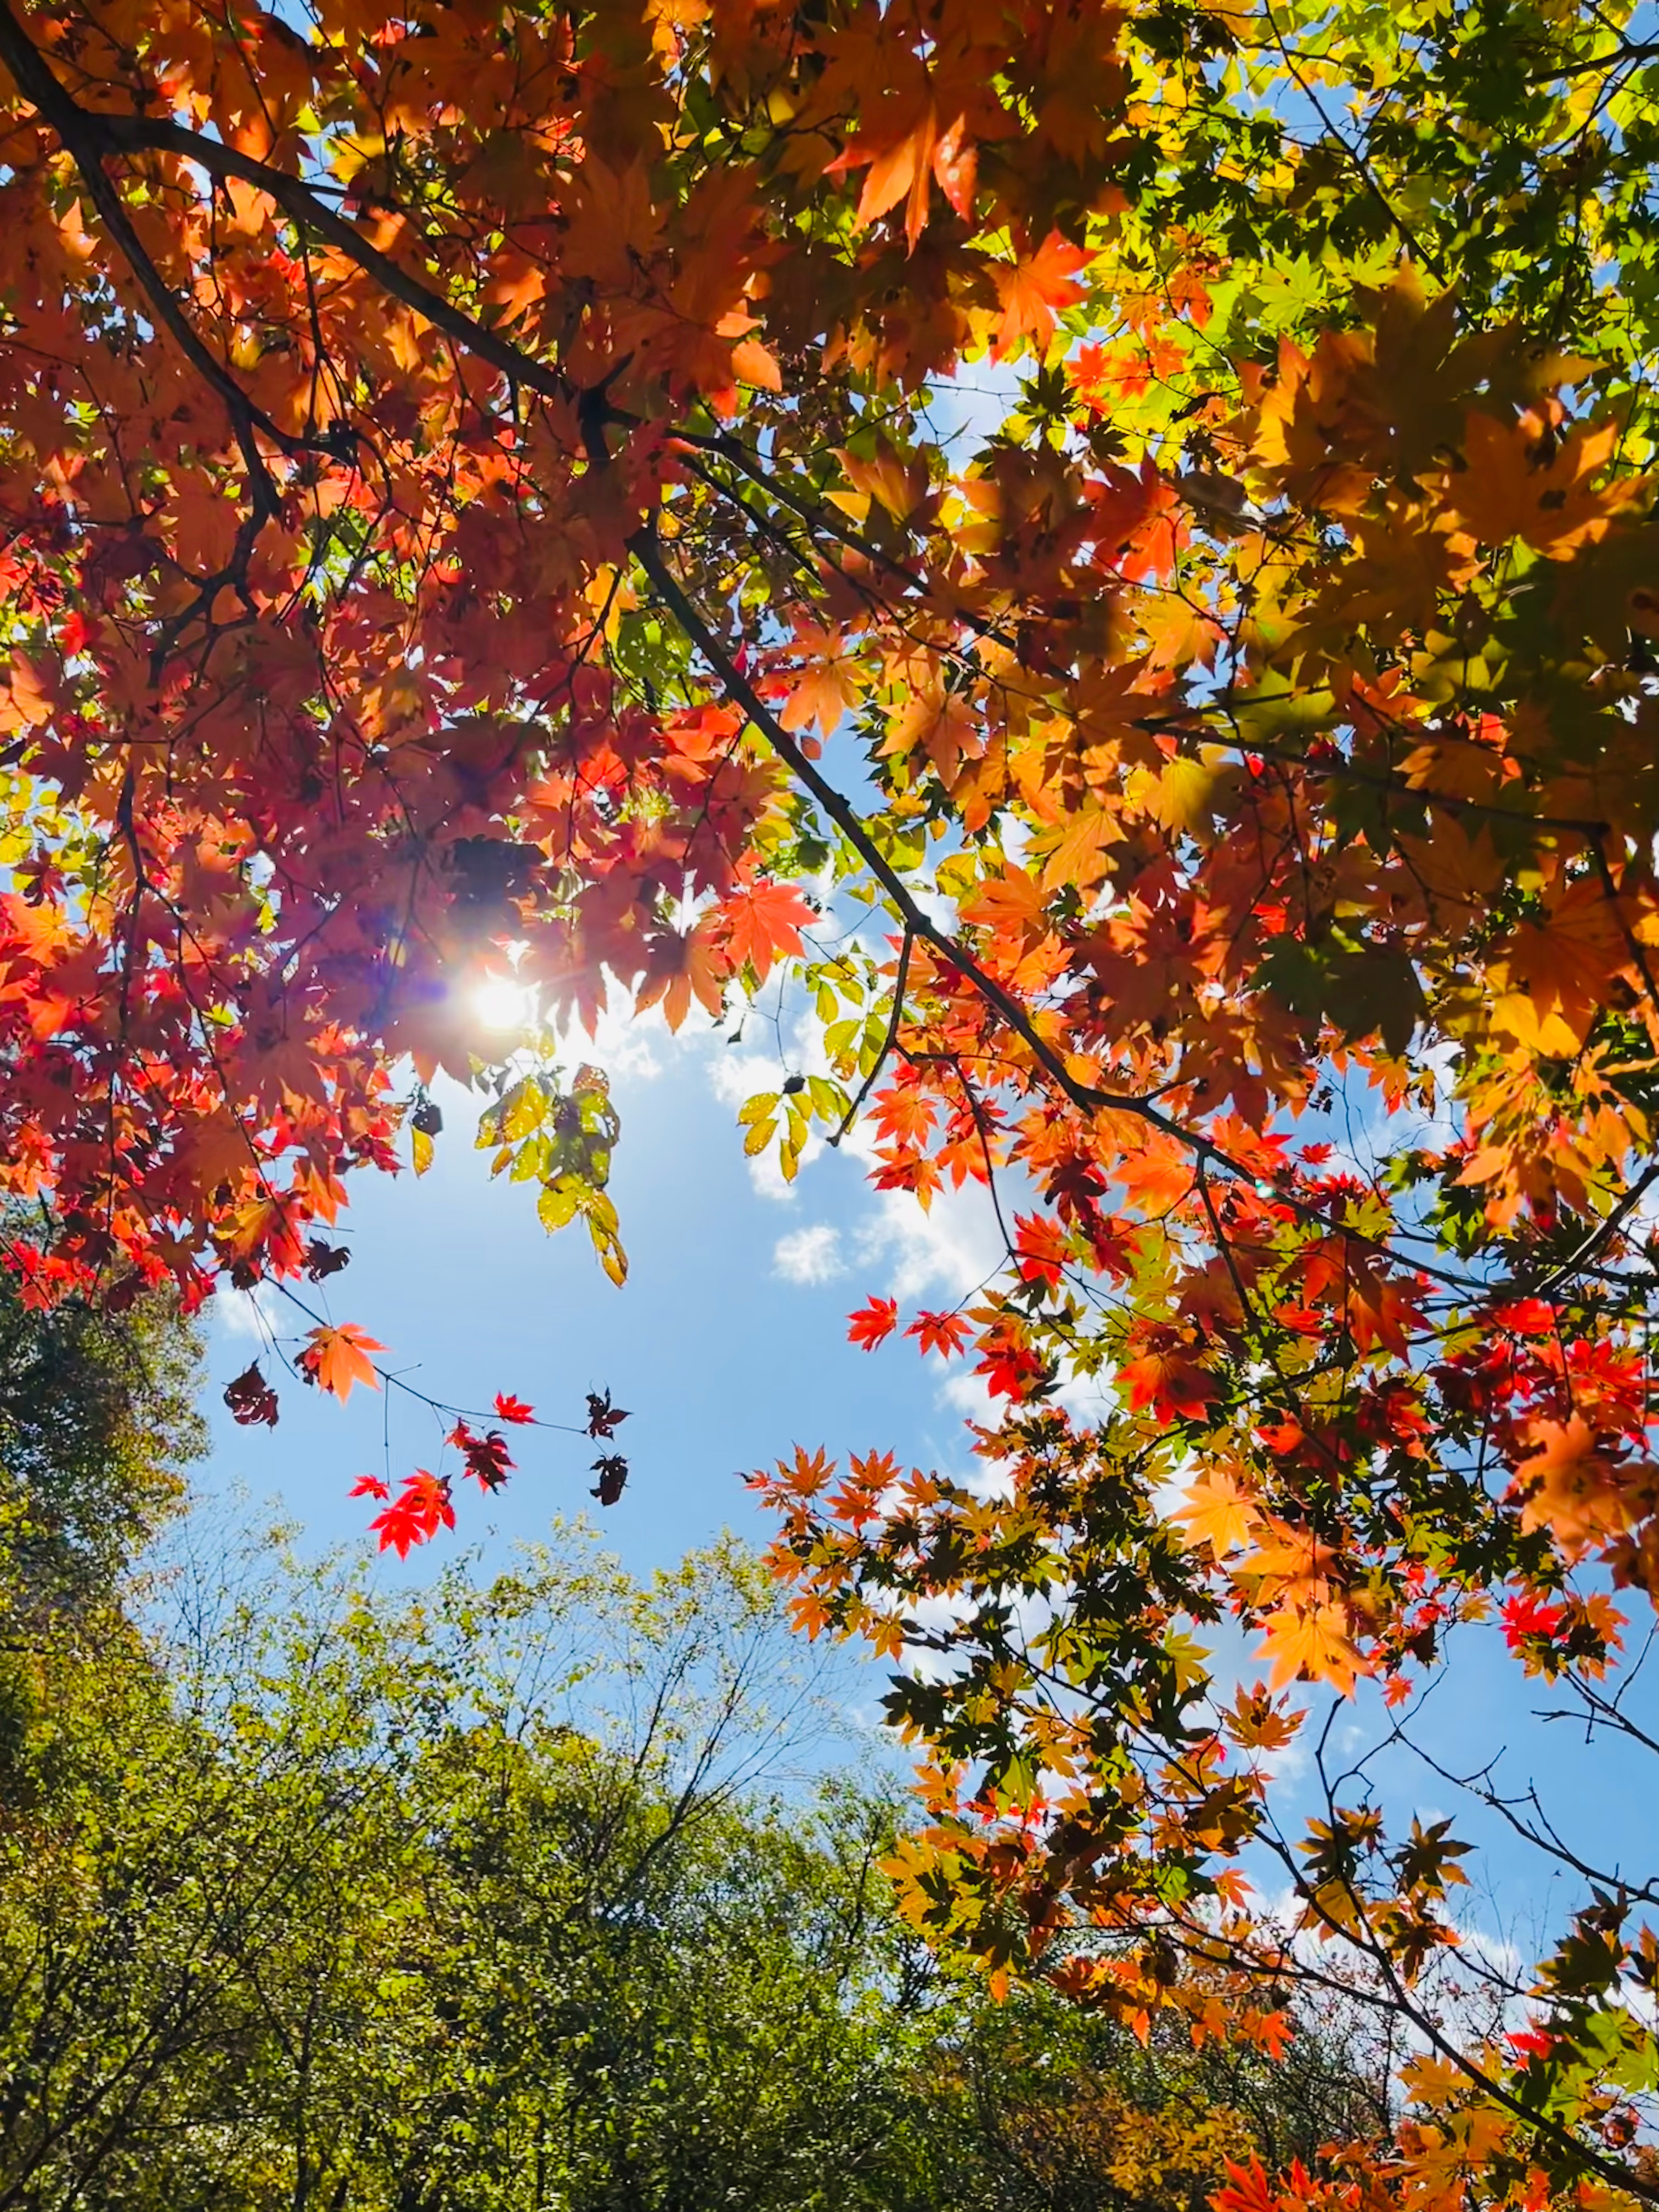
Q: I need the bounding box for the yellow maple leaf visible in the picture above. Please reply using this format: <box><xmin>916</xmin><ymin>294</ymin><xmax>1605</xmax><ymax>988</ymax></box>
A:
<box><xmin>1489</xmin><ymin>878</ymin><xmax>1627</xmax><ymax>1053</ymax></box>
<box><xmin>1139</xmin><ymin>590</ymin><xmax>1222</xmax><ymax>673</ymax></box>
<box><xmin>1450</xmin><ymin>409</ymin><xmax>1645</xmax><ymax>557</ymax></box>
<box><xmin>1035</xmin><ymin>803</ymin><xmax>1121</xmax><ymax>894</ymax></box>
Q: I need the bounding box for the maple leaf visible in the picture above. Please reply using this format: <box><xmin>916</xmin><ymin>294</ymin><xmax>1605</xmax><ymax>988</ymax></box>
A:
<box><xmin>590</xmin><ymin>1452</ymin><xmax>630</xmax><ymax>1506</ymax></box>
<box><xmin>848</xmin><ymin>1296</ymin><xmax>900</xmax><ymax>1351</ymax></box>
<box><xmin>832</xmin><ymin>98</ymin><xmax>975</xmax><ymax>252</ymax></box>
<box><xmin>884</xmin><ymin>682</ymin><xmax>981</xmax><ymax>786</ymax></box>
<box><xmin>297</xmin><ymin>1323</ymin><xmax>386</xmax><ymax>1403</ymax></box>
<box><xmin>778</xmin><ymin>619</ymin><xmax>864</xmax><ymax>735</ymax></box>
<box><xmin>835</xmin><ymin>443</ymin><xmax>929</xmax><ymax>523</ymax></box>
<box><xmin>448</xmin><ymin>1420</ymin><xmax>515</xmax><ymax>1491</ymax></box>
<box><xmin>223</xmin><ymin>1360</ymin><xmax>280</xmax><ymax>1428</ymax></box>
<box><xmin>1220</xmin><ymin>1682</ymin><xmax>1304</xmax><ymax>1752</ymax></box>
<box><xmin>1176</xmin><ymin>1466</ymin><xmax>1256</xmax><ymax>1555</ymax></box>
<box><xmin>960</xmin><ymin>868</ymin><xmax>1047</xmax><ymax>943</ymax></box>
<box><xmin>907</xmin><ymin>1308</ymin><xmax>973</xmax><ymax>1358</ymax></box>
<box><xmin>585</xmin><ymin>1388</ymin><xmax>631</xmax><ymax>1439</ymax></box>
<box><xmin>1213</xmin><ymin>2160</ymin><xmax>1277</xmax><ymax>2212</ymax></box>
<box><xmin>991</xmin><ymin>231</ymin><xmax>1088</xmax><ymax>360</ymax></box>
<box><xmin>493</xmin><ymin>1392</ymin><xmax>535</xmax><ymax>1424</ymax></box>
<box><xmin>1450</xmin><ymin>410</ymin><xmax>1644</xmax><ymax>556</ymax></box>
<box><xmin>1120</xmin><ymin>1345</ymin><xmax>1220</xmax><ymax>1424</ymax></box>
<box><xmin>716</xmin><ymin>876</ymin><xmax>815</xmax><ymax>985</ymax></box>
<box><xmin>636</xmin><ymin>918</ymin><xmax>728</xmax><ymax>1032</ymax></box>
<box><xmin>1511</xmin><ymin>1414</ymin><xmax>1644</xmax><ymax>1559</ymax></box>
<box><xmin>303</xmin><ymin>1238</ymin><xmax>351</xmax><ymax>1282</ymax></box>
<box><xmin>349</xmin><ymin>1474</ymin><xmax>391</xmax><ymax>1500</ymax></box>
<box><xmin>1256</xmin><ymin>1601</ymin><xmax>1363</xmax><ymax>1696</ymax></box>
<box><xmin>730</xmin><ymin>336</ymin><xmax>782</xmax><ymax>392</ymax></box>
<box><xmin>1013</xmin><ymin>1213</ymin><xmax>1071</xmax><ymax>1288</ymax></box>
<box><xmin>1501</xmin><ymin>1591</ymin><xmax>1566</xmax><ymax>1650</ymax></box>
<box><xmin>370</xmin><ymin>1471</ymin><xmax>455</xmax><ymax>1557</ymax></box>
<box><xmin>1506</xmin><ymin>2027</ymin><xmax>1559</xmax><ymax>2062</ymax></box>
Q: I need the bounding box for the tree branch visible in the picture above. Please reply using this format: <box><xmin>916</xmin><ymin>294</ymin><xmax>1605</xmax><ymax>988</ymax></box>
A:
<box><xmin>629</xmin><ymin>526</ymin><xmax>1215</xmax><ymax>1162</ymax></box>
<box><xmin>0</xmin><ymin>1</ymin><xmax>290</xmax><ymax>516</ymax></box>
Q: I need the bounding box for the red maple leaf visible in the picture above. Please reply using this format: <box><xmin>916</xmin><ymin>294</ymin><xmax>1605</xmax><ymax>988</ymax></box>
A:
<box><xmin>1502</xmin><ymin>1591</ymin><xmax>1566</xmax><ymax>1649</ymax></box>
<box><xmin>907</xmin><ymin>1308</ymin><xmax>973</xmax><ymax>1358</ymax></box>
<box><xmin>448</xmin><ymin>1420</ymin><xmax>515</xmax><ymax>1491</ymax></box>
<box><xmin>370</xmin><ymin>1470</ymin><xmax>455</xmax><ymax>1557</ymax></box>
<box><xmin>494</xmin><ymin>1392</ymin><xmax>535</xmax><ymax>1424</ymax></box>
<box><xmin>848</xmin><ymin>1295</ymin><xmax>900</xmax><ymax>1351</ymax></box>
<box><xmin>1506</xmin><ymin>2027</ymin><xmax>1559</xmax><ymax>2061</ymax></box>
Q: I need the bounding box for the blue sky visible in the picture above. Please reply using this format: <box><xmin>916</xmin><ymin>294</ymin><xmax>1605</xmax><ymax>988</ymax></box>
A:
<box><xmin>200</xmin><ymin>998</ymin><xmax>1009</xmax><ymax>1571</ymax></box>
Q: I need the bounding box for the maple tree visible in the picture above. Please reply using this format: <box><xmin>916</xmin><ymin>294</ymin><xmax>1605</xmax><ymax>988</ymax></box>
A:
<box><xmin>1</xmin><ymin>0</ymin><xmax>1659</xmax><ymax>2200</ymax></box>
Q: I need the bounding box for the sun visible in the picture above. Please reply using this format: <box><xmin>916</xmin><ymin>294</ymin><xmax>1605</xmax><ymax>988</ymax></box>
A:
<box><xmin>472</xmin><ymin>974</ymin><xmax>538</xmax><ymax>1035</ymax></box>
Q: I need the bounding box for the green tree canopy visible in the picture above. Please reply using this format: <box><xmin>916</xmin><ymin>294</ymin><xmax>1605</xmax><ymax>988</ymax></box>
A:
<box><xmin>0</xmin><ymin>1520</ymin><xmax>1380</xmax><ymax>2212</ymax></box>
<box><xmin>0</xmin><ymin>1234</ymin><xmax>201</xmax><ymax>1629</ymax></box>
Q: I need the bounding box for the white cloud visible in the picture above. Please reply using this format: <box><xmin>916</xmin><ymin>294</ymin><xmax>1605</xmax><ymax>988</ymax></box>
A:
<box><xmin>774</xmin><ymin>1223</ymin><xmax>845</xmax><ymax>1285</ymax></box>
<box><xmin>852</xmin><ymin>1180</ymin><xmax>1003</xmax><ymax>1303</ymax></box>
<box><xmin>216</xmin><ymin>1283</ymin><xmax>280</xmax><ymax>1344</ymax></box>
<box><xmin>555</xmin><ymin>997</ymin><xmax>666</xmax><ymax>1085</ymax></box>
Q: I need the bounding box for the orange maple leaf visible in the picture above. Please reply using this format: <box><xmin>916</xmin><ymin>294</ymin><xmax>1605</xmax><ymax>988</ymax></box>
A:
<box><xmin>1176</xmin><ymin>1465</ymin><xmax>1257</xmax><ymax>1555</ymax></box>
<box><xmin>960</xmin><ymin>866</ymin><xmax>1047</xmax><ymax>943</ymax></box>
<box><xmin>636</xmin><ymin>916</ymin><xmax>729</xmax><ymax>1030</ymax></box>
<box><xmin>883</xmin><ymin>681</ymin><xmax>981</xmax><ymax>786</ymax></box>
<box><xmin>1256</xmin><ymin>1600</ymin><xmax>1363</xmax><ymax>1696</ymax></box>
<box><xmin>833</xmin><ymin>99</ymin><xmax>978</xmax><ymax>251</ymax></box>
<box><xmin>1449</xmin><ymin>410</ymin><xmax>1645</xmax><ymax>557</ymax></box>
<box><xmin>991</xmin><ymin>230</ymin><xmax>1088</xmax><ymax>360</ymax></box>
<box><xmin>778</xmin><ymin>619</ymin><xmax>864</xmax><ymax>736</ymax></box>
<box><xmin>301</xmin><ymin>1322</ymin><xmax>386</xmax><ymax>1403</ymax></box>
<box><xmin>717</xmin><ymin>876</ymin><xmax>815</xmax><ymax>984</ymax></box>
<box><xmin>853</xmin><ymin>106</ymin><xmax>938</xmax><ymax>248</ymax></box>
<box><xmin>729</xmin><ymin>335</ymin><xmax>782</xmax><ymax>391</ymax></box>
<box><xmin>1512</xmin><ymin>1414</ymin><xmax>1650</xmax><ymax>1559</ymax></box>
<box><xmin>1120</xmin><ymin>1344</ymin><xmax>1219</xmax><ymax>1423</ymax></box>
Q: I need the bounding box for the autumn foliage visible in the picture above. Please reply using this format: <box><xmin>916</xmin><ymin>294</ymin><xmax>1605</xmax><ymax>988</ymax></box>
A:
<box><xmin>2</xmin><ymin>0</ymin><xmax>1659</xmax><ymax>2200</ymax></box>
